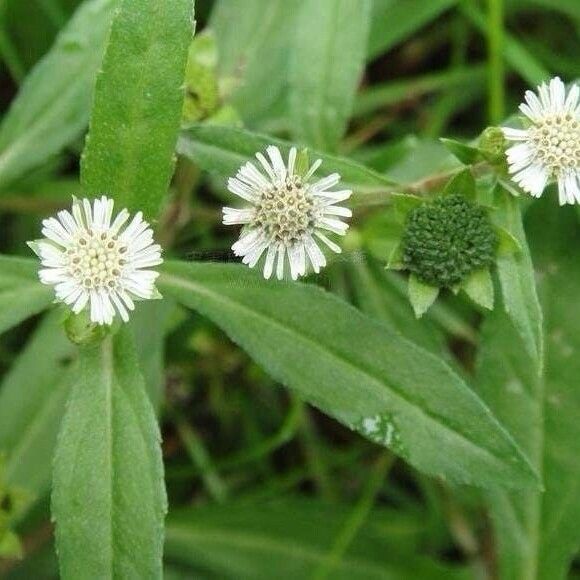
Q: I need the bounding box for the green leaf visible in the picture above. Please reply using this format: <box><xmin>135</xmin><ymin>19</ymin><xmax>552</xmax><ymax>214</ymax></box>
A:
<box><xmin>129</xmin><ymin>299</ymin><xmax>173</xmax><ymax>411</ymax></box>
<box><xmin>354</xmin><ymin>66</ymin><xmax>486</xmax><ymax>118</ymax></box>
<box><xmin>391</xmin><ymin>192</ymin><xmax>423</xmax><ymax>220</ymax></box>
<box><xmin>80</xmin><ymin>0</ymin><xmax>195</xmax><ymax>220</ymax></box>
<box><xmin>495</xmin><ymin>189</ymin><xmax>543</xmax><ymax>371</ymax></box>
<box><xmin>478</xmin><ymin>201</ymin><xmax>580</xmax><ymax>579</ymax></box>
<box><xmin>386</xmin><ymin>242</ymin><xmax>404</xmax><ymax>270</ymax></box>
<box><xmin>527</xmin><ymin>0</ymin><xmax>580</xmax><ymax>21</ymax></box>
<box><xmin>462</xmin><ymin>268</ymin><xmax>494</xmax><ymax>310</ymax></box>
<box><xmin>408</xmin><ymin>274</ymin><xmax>439</xmax><ymax>318</ymax></box>
<box><xmin>0</xmin><ymin>255</ymin><xmax>53</xmax><ymax>334</ymax></box>
<box><xmin>0</xmin><ymin>0</ymin><xmax>116</xmax><ymax>191</ymax></box>
<box><xmin>496</xmin><ymin>225</ymin><xmax>522</xmax><ymax>256</ymax></box>
<box><xmin>52</xmin><ymin>327</ymin><xmax>167</xmax><ymax>579</ymax></box>
<box><xmin>159</xmin><ymin>261</ymin><xmax>538</xmax><ymax>489</ymax></box>
<box><xmin>288</xmin><ymin>0</ymin><xmax>371</xmax><ymax>151</ymax></box>
<box><xmin>442</xmin><ymin>168</ymin><xmax>476</xmax><ymax>199</ymax></box>
<box><xmin>0</xmin><ymin>311</ymin><xmax>75</xmax><ymax>495</ymax></box>
<box><xmin>210</xmin><ymin>0</ymin><xmax>297</xmax><ymax>125</ymax></box>
<box><xmin>177</xmin><ymin>124</ymin><xmax>393</xmax><ymax>194</ymax></box>
<box><xmin>0</xmin><ymin>305</ymin><xmax>168</xmax><ymax>517</ymax></box>
<box><xmin>367</xmin><ymin>0</ymin><xmax>458</xmax><ymax>60</ymax></box>
<box><xmin>165</xmin><ymin>500</ymin><xmax>471</xmax><ymax>580</ymax></box>
<box><xmin>440</xmin><ymin>138</ymin><xmax>480</xmax><ymax>166</ymax></box>
<box><xmin>348</xmin><ymin>256</ymin><xmax>446</xmax><ymax>356</ymax></box>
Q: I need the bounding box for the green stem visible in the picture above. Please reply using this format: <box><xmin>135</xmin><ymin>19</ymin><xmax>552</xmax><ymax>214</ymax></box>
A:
<box><xmin>297</xmin><ymin>400</ymin><xmax>338</xmax><ymax>501</ymax></box>
<box><xmin>487</xmin><ymin>0</ymin><xmax>505</xmax><ymax>124</ymax></box>
<box><xmin>173</xmin><ymin>410</ymin><xmax>228</xmax><ymax>503</ymax></box>
<box><xmin>219</xmin><ymin>397</ymin><xmax>301</xmax><ymax>471</ymax></box>
<box><xmin>313</xmin><ymin>453</ymin><xmax>393</xmax><ymax>580</ymax></box>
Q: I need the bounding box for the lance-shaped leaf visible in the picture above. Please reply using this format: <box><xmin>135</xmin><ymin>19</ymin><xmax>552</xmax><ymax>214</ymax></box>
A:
<box><xmin>81</xmin><ymin>0</ymin><xmax>195</xmax><ymax>219</ymax></box>
<box><xmin>0</xmin><ymin>255</ymin><xmax>53</xmax><ymax>334</ymax></box>
<box><xmin>165</xmin><ymin>500</ymin><xmax>471</xmax><ymax>580</ymax></box>
<box><xmin>495</xmin><ymin>189</ymin><xmax>543</xmax><ymax>371</ymax></box>
<box><xmin>0</xmin><ymin>306</ymin><xmax>167</xmax><ymax>516</ymax></box>
<box><xmin>210</xmin><ymin>0</ymin><xmax>297</xmax><ymax>125</ymax></box>
<box><xmin>52</xmin><ymin>327</ymin><xmax>167</xmax><ymax>579</ymax></box>
<box><xmin>0</xmin><ymin>0</ymin><xmax>116</xmax><ymax>191</ymax></box>
<box><xmin>0</xmin><ymin>311</ymin><xmax>75</xmax><ymax>495</ymax></box>
<box><xmin>478</xmin><ymin>200</ymin><xmax>580</xmax><ymax>579</ymax></box>
<box><xmin>159</xmin><ymin>261</ymin><xmax>538</xmax><ymax>490</ymax></box>
<box><xmin>288</xmin><ymin>0</ymin><xmax>371</xmax><ymax>151</ymax></box>
<box><xmin>177</xmin><ymin>124</ymin><xmax>393</xmax><ymax>194</ymax></box>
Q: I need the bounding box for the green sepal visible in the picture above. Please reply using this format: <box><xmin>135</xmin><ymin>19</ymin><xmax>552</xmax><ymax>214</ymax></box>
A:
<box><xmin>440</xmin><ymin>137</ymin><xmax>480</xmax><ymax>165</ymax></box>
<box><xmin>497</xmin><ymin>176</ymin><xmax>522</xmax><ymax>197</ymax></box>
<box><xmin>443</xmin><ymin>168</ymin><xmax>476</xmax><ymax>200</ymax></box>
<box><xmin>182</xmin><ymin>31</ymin><xmax>220</xmax><ymax>123</ymax></box>
<box><xmin>64</xmin><ymin>309</ymin><xmax>117</xmax><ymax>346</ymax></box>
<box><xmin>391</xmin><ymin>193</ymin><xmax>423</xmax><ymax>221</ymax></box>
<box><xmin>295</xmin><ymin>148</ymin><xmax>310</xmax><ymax>178</ymax></box>
<box><xmin>386</xmin><ymin>241</ymin><xmax>405</xmax><ymax>270</ymax></box>
<box><xmin>478</xmin><ymin>126</ymin><xmax>507</xmax><ymax>166</ymax></box>
<box><xmin>462</xmin><ymin>268</ymin><xmax>494</xmax><ymax>310</ymax></box>
<box><xmin>408</xmin><ymin>274</ymin><xmax>439</xmax><ymax>318</ymax></box>
<box><xmin>495</xmin><ymin>225</ymin><xmax>522</xmax><ymax>256</ymax></box>
<box><xmin>361</xmin><ymin>211</ymin><xmax>404</xmax><ymax>263</ymax></box>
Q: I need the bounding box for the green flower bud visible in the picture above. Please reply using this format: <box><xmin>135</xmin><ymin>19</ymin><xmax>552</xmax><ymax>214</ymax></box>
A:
<box><xmin>402</xmin><ymin>194</ymin><xmax>497</xmax><ymax>288</ymax></box>
<box><xmin>479</xmin><ymin>126</ymin><xmax>508</xmax><ymax>167</ymax></box>
<box><xmin>182</xmin><ymin>32</ymin><xmax>220</xmax><ymax>123</ymax></box>
<box><xmin>183</xmin><ymin>61</ymin><xmax>220</xmax><ymax>123</ymax></box>
<box><xmin>64</xmin><ymin>310</ymin><xmax>113</xmax><ymax>346</ymax></box>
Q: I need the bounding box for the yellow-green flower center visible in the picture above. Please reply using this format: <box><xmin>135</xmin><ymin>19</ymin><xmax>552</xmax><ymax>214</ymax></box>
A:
<box><xmin>66</xmin><ymin>230</ymin><xmax>127</xmax><ymax>290</ymax></box>
<box><xmin>528</xmin><ymin>113</ymin><xmax>580</xmax><ymax>176</ymax></box>
<box><xmin>252</xmin><ymin>176</ymin><xmax>317</xmax><ymax>245</ymax></box>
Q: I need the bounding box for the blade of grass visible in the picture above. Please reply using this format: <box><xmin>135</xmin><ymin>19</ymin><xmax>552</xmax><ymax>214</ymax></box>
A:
<box><xmin>314</xmin><ymin>453</ymin><xmax>394</xmax><ymax>580</ymax></box>
<box><xmin>461</xmin><ymin>1</ymin><xmax>548</xmax><ymax>85</ymax></box>
<box><xmin>0</xmin><ymin>25</ymin><xmax>24</xmax><ymax>83</ymax></box>
<box><xmin>172</xmin><ymin>408</ymin><xmax>228</xmax><ymax>504</ymax></box>
<box><xmin>354</xmin><ymin>66</ymin><xmax>486</xmax><ymax>118</ymax></box>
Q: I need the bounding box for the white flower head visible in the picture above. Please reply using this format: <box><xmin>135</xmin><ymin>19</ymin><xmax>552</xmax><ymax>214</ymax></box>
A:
<box><xmin>503</xmin><ymin>76</ymin><xmax>580</xmax><ymax>205</ymax></box>
<box><xmin>223</xmin><ymin>145</ymin><xmax>352</xmax><ymax>280</ymax></box>
<box><xmin>29</xmin><ymin>196</ymin><xmax>163</xmax><ymax>325</ymax></box>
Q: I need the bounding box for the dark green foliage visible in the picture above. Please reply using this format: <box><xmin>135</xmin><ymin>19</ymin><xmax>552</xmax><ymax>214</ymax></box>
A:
<box><xmin>402</xmin><ymin>195</ymin><xmax>497</xmax><ymax>287</ymax></box>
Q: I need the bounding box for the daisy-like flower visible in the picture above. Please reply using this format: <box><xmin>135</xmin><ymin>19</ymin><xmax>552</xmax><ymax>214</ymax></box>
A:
<box><xmin>29</xmin><ymin>196</ymin><xmax>163</xmax><ymax>325</ymax></box>
<box><xmin>503</xmin><ymin>76</ymin><xmax>580</xmax><ymax>205</ymax></box>
<box><xmin>223</xmin><ymin>146</ymin><xmax>352</xmax><ymax>280</ymax></box>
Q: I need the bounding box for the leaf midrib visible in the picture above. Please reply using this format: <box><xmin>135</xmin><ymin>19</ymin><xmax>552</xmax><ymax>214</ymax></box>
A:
<box><xmin>102</xmin><ymin>338</ymin><xmax>116</xmax><ymax>576</ymax></box>
<box><xmin>5</xmin><ymin>371</ymin><xmax>72</xmax><ymax>483</ymax></box>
